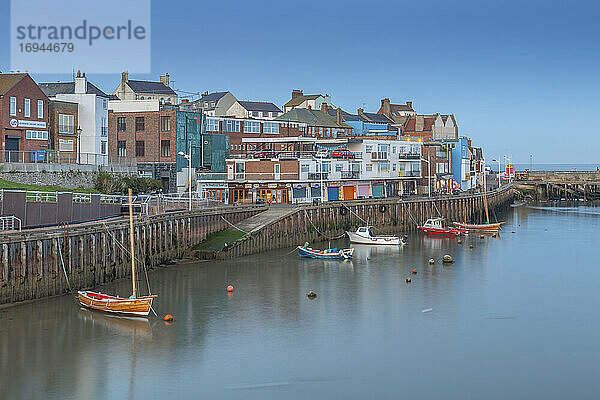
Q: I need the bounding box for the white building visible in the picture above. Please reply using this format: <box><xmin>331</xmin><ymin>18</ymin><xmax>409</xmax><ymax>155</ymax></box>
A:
<box><xmin>39</xmin><ymin>71</ymin><xmax>109</xmax><ymax>165</ymax></box>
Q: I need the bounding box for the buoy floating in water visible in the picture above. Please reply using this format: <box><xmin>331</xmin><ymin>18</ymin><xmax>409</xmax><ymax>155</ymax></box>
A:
<box><xmin>469</xmin><ymin>244</ymin><xmax>474</xmax><ymax>249</ymax></box>
<box><xmin>457</xmin><ymin>239</ymin><xmax>462</xmax><ymax>244</ymax></box>
<box><xmin>406</xmin><ymin>277</ymin><xmax>412</xmax><ymax>283</ymax></box>
<box><xmin>227</xmin><ymin>285</ymin><xmax>234</xmax><ymax>292</ymax></box>
<box><xmin>163</xmin><ymin>314</ymin><xmax>174</xmax><ymax>322</ymax></box>
<box><xmin>428</xmin><ymin>258</ymin><xmax>435</xmax><ymax>265</ymax></box>
<box><xmin>307</xmin><ymin>291</ymin><xmax>317</xmax><ymax>299</ymax></box>
<box><xmin>412</xmin><ymin>269</ymin><xmax>417</xmax><ymax>274</ymax></box>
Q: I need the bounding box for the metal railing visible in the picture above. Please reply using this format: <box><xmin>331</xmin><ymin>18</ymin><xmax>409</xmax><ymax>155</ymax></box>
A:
<box><xmin>2</xmin><ymin>150</ymin><xmax>136</xmax><ymax>166</ymax></box>
<box><xmin>0</xmin><ymin>216</ymin><xmax>22</xmax><ymax>231</ymax></box>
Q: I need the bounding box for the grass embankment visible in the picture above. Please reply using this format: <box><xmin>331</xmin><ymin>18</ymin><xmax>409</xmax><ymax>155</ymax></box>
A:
<box><xmin>192</xmin><ymin>229</ymin><xmax>246</xmax><ymax>252</ymax></box>
<box><xmin>0</xmin><ymin>178</ymin><xmax>97</xmax><ymax>193</ymax></box>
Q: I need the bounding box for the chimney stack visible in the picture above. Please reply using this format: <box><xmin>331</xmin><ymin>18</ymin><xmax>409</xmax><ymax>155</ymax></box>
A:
<box><xmin>121</xmin><ymin>71</ymin><xmax>129</xmax><ymax>84</ymax></box>
<box><xmin>321</xmin><ymin>102</ymin><xmax>328</xmax><ymax>114</ymax></box>
<box><xmin>336</xmin><ymin>108</ymin><xmax>343</xmax><ymax>125</ymax></box>
<box><xmin>292</xmin><ymin>89</ymin><xmax>303</xmax><ymax>99</ymax></box>
<box><xmin>381</xmin><ymin>98</ymin><xmax>391</xmax><ymax>116</ymax></box>
<box><xmin>406</xmin><ymin>101</ymin><xmax>413</xmax><ymax>109</ymax></box>
<box><xmin>181</xmin><ymin>99</ymin><xmax>189</xmax><ymax>104</ymax></box>
<box><xmin>160</xmin><ymin>73</ymin><xmax>170</xmax><ymax>86</ymax></box>
<box><xmin>75</xmin><ymin>71</ymin><xmax>87</xmax><ymax>94</ymax></box>
<box><xmin>357</xmin><ymin>108</ymin><xmax>365</xmax><ymax>117</ymax></box>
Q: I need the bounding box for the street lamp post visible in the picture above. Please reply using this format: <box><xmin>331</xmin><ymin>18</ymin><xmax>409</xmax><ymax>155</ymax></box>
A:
<box><xmin>76</xmin><ymin>127</ymin><xmax>82</xmax><ymax>164</ymax></box>
<box><xmin>420</xmin><ymin>157</ymin><xmax>431</xmax><ymax>197</ymax></box>
<box><xmin>179</xmin><ymin>151</ymin><xmax>192</xmax><ymax>211</ymax></box>
<box><xmin>492</xmin><ymin>158</ymin><xmax>501</xmax><ymax>187</ymax></box>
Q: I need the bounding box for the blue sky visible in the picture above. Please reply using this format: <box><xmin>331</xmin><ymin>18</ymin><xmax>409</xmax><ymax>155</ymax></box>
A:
<box><xmin>1</xmin><ymin>0</ymin><xmax>598</xmax><ymax>163</ymax></box>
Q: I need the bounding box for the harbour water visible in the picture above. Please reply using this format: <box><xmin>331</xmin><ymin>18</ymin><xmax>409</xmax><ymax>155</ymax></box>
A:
<box><xmin>1</xmin><ymin>202</ymin><xmax>600</xmax><ymax>399</ymax></box>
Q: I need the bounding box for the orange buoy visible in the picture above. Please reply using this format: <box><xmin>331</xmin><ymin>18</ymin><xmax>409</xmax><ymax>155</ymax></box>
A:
<box><xmin>227</xmin><ymin>285</ymin><xmax>234</xmax><ymax>292</ymax></box>
<box><xmin>412</xmin><ymin>269</ymin><xmax>417</xmax><ymax>274</ymax></box>
<box><xmin>163</xmin><ymin>314</ymin><xmax>174</xmax><ymax>322</ymax></box>
<box><xmin>406</xmin><ymin>277</ymin><xmax>411</xmax><ymax>283</ymax></box>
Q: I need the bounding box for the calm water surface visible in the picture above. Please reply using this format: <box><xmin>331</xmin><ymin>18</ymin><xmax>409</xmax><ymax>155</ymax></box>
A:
<box><xmin>1</xmin><ymin>204</ymin><xmax>600</xmax><ymax>399</ymax></box>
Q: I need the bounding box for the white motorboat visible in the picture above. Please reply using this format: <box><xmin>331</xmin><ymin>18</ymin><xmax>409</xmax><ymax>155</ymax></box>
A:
<box><xmin>346</xmin><ymin>226</ymin><xmax>404</xmax><ymax>245</ymax></box>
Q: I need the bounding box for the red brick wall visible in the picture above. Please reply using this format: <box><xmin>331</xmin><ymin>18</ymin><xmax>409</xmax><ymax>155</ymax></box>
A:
<box><xmin>227</xmin><ymin>159</ymin><xmax>299</xmax><ymax>180</ymax></box>
<box><xmin>108</xmin><ymin>110</ymin><xmax>176</xmax><ymax>163</ymax></box>
<box><xmin>48</xmin><ymin>101</ymin><xmax>78</xmax><ymax>160</ymax></box>
<box><xmin>0</xmin><ymin>74</ymin><xmax>49</xmax><ymax>152</ymax></box>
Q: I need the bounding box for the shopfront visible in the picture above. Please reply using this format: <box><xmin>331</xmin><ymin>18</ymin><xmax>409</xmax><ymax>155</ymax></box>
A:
<box><xmin>372</xmin><ymin>182</ymin><xmax>385</xmax><ymax>198</ymax></box>
<box><xmin>257</xmin><ymin>187</ymin><xmax>289</xmax><ymax>204</ymax></box>
<box><xmin>342</xmin><ymin>185</ymin><xmax>355</xmax><ymax>200</ymax></box>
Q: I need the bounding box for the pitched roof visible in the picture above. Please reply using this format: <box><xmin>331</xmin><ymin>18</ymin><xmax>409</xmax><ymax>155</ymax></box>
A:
<box><xmin>238</xmin><ymin>101</ymin><xmax>282</xmax><ymax>113</ymax></box>
<box><xmin>38</xmin><ymin>81</ymin><xmax>110</xmax><ymax>98</ymax></box>
<box><xmin>275</xmin><ymin>108</ymin><xmax>350</xmax><ymax>128</ymax></box>
<box><xmin>284</xmin><ymin>94</ymin><xmax>322</xmax><ymax>107</ymax></box>
<box><xmin>403</xmin><ymin>115</ymin><xmax>435</xmax><ymax>132</ymax></box>
<box><xmin>325</xmin><ymin>108</ymin><xmax>362</xmax><ymax>121</ymax></box>
<box><xmin>362</xmin><ymin>112</ymin><xmax>393</xmax><ymax>124</ymax></box>
<box><xmin>126</xmin><ymin>80</ymin><xmax>176</xmax><ymax>95</ymax></box>
<box><xmin>200</xmin><ymin>91</ymin><xmax>229</xmax><ymax>102</ymax></box>
<box><xmin>0</xmin><ymin>73</ymin><xmax>27</xmax><ymax>95</ymax></box>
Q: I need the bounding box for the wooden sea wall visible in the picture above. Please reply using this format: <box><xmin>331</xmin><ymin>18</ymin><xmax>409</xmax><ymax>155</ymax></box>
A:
<box><xmin>219</xmin><ymin>185</ymin><xmax>516</xmax><ymax>259</ymax></box>
<box><xmin>0</xmin><ymin>205</ymin><xmax>266</xmax><ymax>305</ymax></box>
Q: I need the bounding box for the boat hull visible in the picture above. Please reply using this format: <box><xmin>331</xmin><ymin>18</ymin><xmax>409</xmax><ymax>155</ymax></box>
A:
<box><xmin>298</xmin><ymin>246</ymin><xmax>353</xmax><ymax>259</ymax></box>
<box><xmin>417</xmin><ymin>226</ymin><xmax>466</xmax><ymax>236</ymax></box>
<box><xmin>78</xmin><ymin>291</ymin><xmax>156</xmax><ymax>317</ymax></box>
<box><xmin>346</xmin><ymin>231</ymin><xmax>402</xmax><ymax>245</ymax></box>
<box><xmin>453</xmin><ymin>222</ymin><xmax>504</xmax><ymax>232</ymax></box>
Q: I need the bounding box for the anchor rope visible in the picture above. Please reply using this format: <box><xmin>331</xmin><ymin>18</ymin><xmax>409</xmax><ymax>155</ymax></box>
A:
<box><xmin>303</xmin><ymin>209</ymin><xmax>347</xmax><ymax>241</ymax></box>
<box><xmin>220</xmin><ymin>216</ymin><xmax>251</xmax><ymax>235</ymax></box>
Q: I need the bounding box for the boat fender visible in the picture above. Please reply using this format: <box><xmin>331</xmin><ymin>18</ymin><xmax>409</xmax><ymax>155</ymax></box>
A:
<box><xmin>339</xmin><ymin>206</ymin><xmax>348</xmax><ymax>216</ymax></box>
<box><xmin>227</xmin><ymin>285</ymin><xmax>234</xmax><ymax>292</ymax></box>
<box><xmin>406</xmin><ymin>277</ymin><xmax>412</xmax><ymax>283</ymax></box>
<box><xmin>307</xmin><ymin>291</ymin><xmax>317</xmax><ymax>299</ymax></box>
<box><xmin>428</xmin><ymin>258</ymin><xmax>435</xmax><ymax>264</ymax></box>
<box><xmin>164</xmin><ymin>314</ymin><xmax>174</xmax><ymax>322</ymax></box>
<box><xmin>412</xmin><ymin>269</ymin><xmax>417</xmax><ymax>274</ymax></box>
<box><xmin>379</xmin><ymin>205</ymin><xmax>387</xmax><ymax>213</ymax></box>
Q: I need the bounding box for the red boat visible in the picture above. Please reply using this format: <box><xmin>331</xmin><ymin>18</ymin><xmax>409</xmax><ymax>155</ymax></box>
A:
<box><xmin>418</xmin><ymin>218</ymin><xmax>467</xmax><ymax>236</ymax></box>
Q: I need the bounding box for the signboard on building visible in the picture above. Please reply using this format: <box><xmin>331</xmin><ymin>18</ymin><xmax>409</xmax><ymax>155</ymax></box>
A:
<box><xmin>19</xmin><ymin>120</ymin><xmax>47</xmax><ymax>129</ymax></box>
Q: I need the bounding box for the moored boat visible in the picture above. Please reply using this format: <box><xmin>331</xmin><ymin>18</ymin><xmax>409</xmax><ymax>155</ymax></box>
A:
<box><xmin>418</xmin><ymin>218</ymin><xmax>467</xmax><ymax>236</ymax></box>
<box><xmin>78</xmin><ymin>189</ymin><xmax>158</xmax><ymax>317</ymax></box>
<box><xmin>452</xmin><ymin>221</ymin><xmax>505</xmax><ymax>233</ymax></box>
<box><xmin>78</xmin><ymin>291</ymin><xmax>157</xmax><ymax>316</ymax></box>
<box><xmin>298</xmin><ymin>246</ymin><xmax>354</xmax><ymax>259</ymax></box>
<box><xmin>346</xmin><ymin>226</ymin><xmax>405</xmax><ymax>245</ymax></box>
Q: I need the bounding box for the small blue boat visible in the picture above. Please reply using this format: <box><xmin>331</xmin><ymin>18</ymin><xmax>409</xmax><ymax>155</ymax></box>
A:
<box><xmin>297</xmin><ymin>246</ymin><xmax>354</xmax><ymax>259</ymax></box>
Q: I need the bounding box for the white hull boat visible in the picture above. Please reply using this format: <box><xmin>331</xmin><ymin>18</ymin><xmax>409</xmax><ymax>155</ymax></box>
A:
<box><xmin>346</xmin><ymin>226</ymin><xmax>404</xmax><ymax>245</ymax></box>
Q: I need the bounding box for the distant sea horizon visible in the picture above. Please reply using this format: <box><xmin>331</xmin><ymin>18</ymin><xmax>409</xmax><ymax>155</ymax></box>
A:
<box><xmin>485</xmin><ymin>163</ymin><xmax>600</xmax><ymax>172</ymax></box>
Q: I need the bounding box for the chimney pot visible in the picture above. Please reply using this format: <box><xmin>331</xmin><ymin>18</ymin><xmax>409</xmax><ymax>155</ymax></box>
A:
<box><xmin>76</xmin><ymin>70</ymin><xmax>81</xmax><ymax>78</ymax></box>
<box><xmin>121</xmin><ymin>71</ymin><xmax>129</xmax><ymax>83</ymax></box>
<box><xmin>407</xmin><ymin>101</ymin><xmax>412</xmax><ymax>108</ymax></box>
<box><xmin>160</xmin><ymin>73</ymin><xmax>170</xmax><ymax>86</ymax></box>
<box><xmin>292</xmin><ymin>89</ymin><xmax>303</xmax><ymax>99</ymax></box>
<box><xmin>336</xmin><ymin>108</ymin><xmax>342</xmax><ymax>125</ymax></box>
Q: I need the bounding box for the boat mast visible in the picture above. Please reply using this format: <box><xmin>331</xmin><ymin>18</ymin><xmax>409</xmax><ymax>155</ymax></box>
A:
<box><xmin>128</xmin><ymin>188</ymin><xmax>137</xmax><ymax>298</ymax></box>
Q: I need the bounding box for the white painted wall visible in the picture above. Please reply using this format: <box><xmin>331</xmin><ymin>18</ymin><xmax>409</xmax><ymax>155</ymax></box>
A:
<box><xmin>108</xmin><ymin>99</ymin><xmax>160</xmax><ymax>112</ymax></box>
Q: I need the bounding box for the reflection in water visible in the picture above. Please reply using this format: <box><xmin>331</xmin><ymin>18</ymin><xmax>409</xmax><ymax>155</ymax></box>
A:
<box><xmin>2</xmin><ymin>202</ymin><xmax>600</xmax><ymax>399</ymax></box>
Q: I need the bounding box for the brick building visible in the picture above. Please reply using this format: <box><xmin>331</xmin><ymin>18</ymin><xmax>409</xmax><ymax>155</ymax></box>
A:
<box><xmin>48</xmin><ymin>99</ymin><xmax>78</xmax><ymax>163</ymax></box>
<box><xmin>0</xmin><ymin>73</ymin><xmax>49</xmax><ymax>162</ymax></box>
<box><xmin>108</xmin><ymin>102</ymin><xmax>179</xmax><ymax>192</ymax></box>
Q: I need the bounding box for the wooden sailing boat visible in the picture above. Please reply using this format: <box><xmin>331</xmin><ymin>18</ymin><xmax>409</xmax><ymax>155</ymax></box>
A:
<box><xmin>78</xmin><ymin>189</ymin><xmax>157</xmax><ymax>317</ymax></box>
<box><xmin>453</xmin><ymin>164</ymin><xmax>505</xmax><ymax>233</ymax></box>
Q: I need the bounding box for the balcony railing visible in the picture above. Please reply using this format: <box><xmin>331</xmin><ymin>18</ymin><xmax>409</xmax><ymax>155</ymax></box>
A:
<box><xmin>308</xmin><ymin>172</ymin><xmax>328</xmax><ymax>180</ymax></box>
<box><xmin>398</xmin><ymin>152</ymin><xmax>421</xmax><ymax>159</ymax></box>
<box><xmin>228</xmin><ymin>150</ymin><xmax>363</xmax><ymax>160</ymax></box>
<box><xmin>398</xmin><ymin>170</ymin><xmax>421</xmax><ymax>177</ymax></box>
<box><xmin>341</xmin><ymin>171</ymin><xmax>360</xmax><ymax>179</ymax></box>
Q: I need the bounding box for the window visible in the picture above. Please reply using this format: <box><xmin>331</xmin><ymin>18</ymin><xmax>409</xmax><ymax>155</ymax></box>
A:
<box><xmin>392</xmin><ymin>146</ymin><xmax>396</xmax><ymax>154</ymax></box>
<box><xmin>135</xmin><ymin>117</ymin><xmax>145</xmax><ymax>132</ymax></box>
<box><xmin>135</xmin><ymin>141</ymin><xmax>145</xmax><ymax>157</ymax></box>
<box><xmin>101</xmin><ymin>117</ymin><xmax>107</xmax><ymax>136</ymax></box>
<box><xmin>223</xmin><ymin>119</ymin><xmax>240</xmax><ymax>132</ymax></box>
<box><xmin>37</xmin><ymin>100</ymin><xmax>43</xmax><ymax>118</ymax></box>
<box><xmin>206</xmin><ymin>118</ymin><xmax>219</xmax><ymax>131</ymax></box>
<box><xmin>366</xmin><ymin>163</ymin><xmax>373</xmax><ymax>172</ymax></box>
<box><xmin>117</xmin><ymin>141</ymin><xmax>127</xmax><ymax>157</ymax></box>
<box><xmin>24</xmin><ymin>98</ymin><xmax>30</xmax><ymax>117</ymax></box>
<box><xmin>322</xmin><ymin>161</ymin><xmax>331</xmax><ymax>173</ymax></box>
<box><xmin>9</xmin><ymin>97</ymin><xmax>16</xmax><ymax>116</ymax></box>
<box><xmin>117</xmin><ymin>117</ymin><xmax>126</xmax><ymax>132</ymax></box>
<box><xmin>377</xmin><ymin>144</ymin><xmax>389</xmax><ymax>160</ymax></box>
<box><xmin>252</xmin><ymin>111</ymin><xmax>259</xmax><ymax>117</ymax></box>
<box><xmin>160</xmin><ymin>116</ymin><xmax>171</xmax><ymax>131</ymax></box>
<box><xmin>335</xmin><ymin>164</ymin><xmax>343</xmax><ymax>172</ymax></box>
<box><xmin>26</xmin><ymin>130</ymin><xmax>48</xmax><ymax>140</ymax></box>
<box><xmin>244</xmin><ymin>120</ymin><xmax>260</xmax><ymax>133</ymax></box>
<box><xmin>161</xmin><ymin>140</ymin><xmax>170</xmax><ymax>157</ymax></box>
<box><xmin>101</xmin><ymin>141</ymin><xmax>107</xmax><ymax>155</ymax></box>
<box><xmin>365</xmin><ymin>145</ymin><xmax>373</xmax><ymax>153</ymax></box>
<box><xmin>58</xmin><ymin>139</ymin><xmax>74</xmax><ymax>152</ymax></box>
<box><xmin>392</xmin><ymin>164</ymin><xmax>396</xmax><ymax>171</ymax></box>
<box><xmin>103</xmin><ymin>99</ymin><xmax>107</xmax><ymax>109</ymax></box>
<box><xmin>58</xmin><ymin>114</ymin><xmax>75</xmax><ymax>134</ymax></box>
<box><xmin>264</xmin><ymin>122</ymin><xmax>279</xmax><ymax>134</ymax></box>
<box><xmin>301</xmin><ymin>164</ymin><xmax>309</xmax><ymax>173</ymax></box>
<box><xmin>378</xmin><ymin>161</ymin><xmax>390</xmax><ymax>173</ymax></box>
